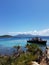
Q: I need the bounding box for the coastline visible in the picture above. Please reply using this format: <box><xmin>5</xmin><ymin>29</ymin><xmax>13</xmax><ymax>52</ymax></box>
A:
<box><xmin>0</xmin><ymin>37</ymin><xmax>49</xmax><ymax>65</ymax></box>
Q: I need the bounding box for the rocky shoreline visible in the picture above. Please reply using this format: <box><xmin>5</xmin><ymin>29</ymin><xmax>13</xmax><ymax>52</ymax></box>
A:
<box><xmin>31</xmin><ymin>47</ymin><xmax>49</xmax><ymax>65</ymax></box>
<box><xmin>0</xmin><ymin>44</ymin><xmax>49</xmax><ymax>65</ymax></box>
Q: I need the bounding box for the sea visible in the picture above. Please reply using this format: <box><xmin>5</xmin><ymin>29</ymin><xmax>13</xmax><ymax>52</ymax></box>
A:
<box><xmin>0</xmin><ymin>37</ymin><xmax>49</xmax><ymax>55</ymax></box>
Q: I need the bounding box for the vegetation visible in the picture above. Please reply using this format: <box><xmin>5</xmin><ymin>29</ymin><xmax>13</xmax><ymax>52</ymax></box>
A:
<box><xmin>0</xmin><ymin>43</ymin><xmax>42</xmax><ymax>65</ymax></box>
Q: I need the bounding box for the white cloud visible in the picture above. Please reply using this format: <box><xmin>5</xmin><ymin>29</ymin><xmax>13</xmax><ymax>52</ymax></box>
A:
<box><xmin>8</xmin><ymin>29</ymin><xmax>49</xmax><ymax>36</ymax></box>
<box><xmin>38</xmin><ymin>29</ymin><xmax>49</xmax><ymax>36</ymax></box>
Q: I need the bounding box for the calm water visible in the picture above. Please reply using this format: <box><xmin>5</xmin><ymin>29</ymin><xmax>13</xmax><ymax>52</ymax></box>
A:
<box><xmin>0</xmin><ymin>37</ymin><xmax>49</xmax><ymax>55</ymax></box>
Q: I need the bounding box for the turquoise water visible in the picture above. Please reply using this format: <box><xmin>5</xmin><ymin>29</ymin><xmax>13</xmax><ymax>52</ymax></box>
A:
<box><xmin>0</xmin><ymin>38</ymin><xmax>28</xmax><ymax>55</ymax></box>
<box><xmin>0</xmin><ymin>38</ymin><xmax>49</xmax><ymax>47</ymax></box>
<box><xmin>0</xmin><ymin>38</ymin><xmax>27</xmax><ymax>47</ymax></box>
<box><xmin>0</xmin><ymin>37</ymin><xmax>49</xmax><ymax>55</ymax></box>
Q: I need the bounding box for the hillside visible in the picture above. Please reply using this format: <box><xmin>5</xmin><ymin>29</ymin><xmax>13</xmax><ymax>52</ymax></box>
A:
<box><xmin>0</xmin><ymin>35</ymin><xmax>13</xmax><ymax>38</ymax></box>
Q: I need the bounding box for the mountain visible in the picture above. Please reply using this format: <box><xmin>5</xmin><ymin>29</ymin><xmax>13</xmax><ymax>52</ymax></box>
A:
<box><xmin>0</xmin><ymin>34</ymin><xmax>49</xmax><ymax>39</ymax></box>
<box><xmin>14</xmin><ymin>34</ymin><xmax>49</xmax><ymax>39</ymax></box>
<box><xmin>0</xmin><ymin>35</ymin><xmax>13</xmax><ymax>38</ymax></box>
<box><xmin>14</xmin><ymin>34</ymin><xmax>33</xmax><ymax>38</ymax></box>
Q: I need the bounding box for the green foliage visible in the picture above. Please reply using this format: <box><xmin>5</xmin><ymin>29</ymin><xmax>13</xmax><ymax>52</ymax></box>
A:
<box><xmin>26</xmin><ymin>43</ymin><xmax>42</xmax><ymax>55</ymax></box>
<box><xmin>0</xmin><ymin>43</ymin><xmax>42</xmax><ymax>65</ymax></box>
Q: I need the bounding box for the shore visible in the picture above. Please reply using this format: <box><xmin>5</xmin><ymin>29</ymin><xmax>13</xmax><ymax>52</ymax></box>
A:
<box><xmin>39</xmin><ymin>46</ymin><xmax>49</xmax><ymax>65</ymax></box>
<box><xmin>0</xmin><ymin>43</ymin><xmax>48</xmax><ymax>65</ymax></box>
<box><xmin>30</xmin><ymin>46</ymin><xmax>49</xmax><ymax>65</ymax></box>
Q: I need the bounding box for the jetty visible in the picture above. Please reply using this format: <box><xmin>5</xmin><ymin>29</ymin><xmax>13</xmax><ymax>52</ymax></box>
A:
<box><xmin>27</xmin><ymin>37</ymin><xmax>47</xmax><ymax>46</ymax></box>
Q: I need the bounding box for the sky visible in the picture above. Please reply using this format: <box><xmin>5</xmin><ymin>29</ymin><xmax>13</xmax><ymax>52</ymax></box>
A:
<box><xmin>0</xmin><ymin>0</ymin><xmax>49</xmax><ymax>35</ymax></box>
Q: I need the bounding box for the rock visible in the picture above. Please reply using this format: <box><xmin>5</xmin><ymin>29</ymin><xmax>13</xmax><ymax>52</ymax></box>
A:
<box><xmin>31</xmin><ymin>61</ymin><xmax>39</xmax><ymax>65</ymax></box>
<box><xmin>46</xmin><ymin>47</ymin><xmax>49</xmax><ymax>59</ymax></box>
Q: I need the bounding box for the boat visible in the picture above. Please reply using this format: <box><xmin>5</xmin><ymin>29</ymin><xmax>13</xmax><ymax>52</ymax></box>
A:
<box><xmin>27</xmin><ymin>37</ymin><xmax>47</xmax><ymax>45</ymax></box>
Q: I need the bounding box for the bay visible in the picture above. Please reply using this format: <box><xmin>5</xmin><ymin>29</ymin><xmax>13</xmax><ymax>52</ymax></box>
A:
<box><xmin>0</xmin><ymin>37</ymin><xmax>49</xmax><ymax>55</ymax></box>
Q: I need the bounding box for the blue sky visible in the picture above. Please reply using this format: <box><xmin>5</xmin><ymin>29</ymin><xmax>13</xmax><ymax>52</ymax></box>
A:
<box><xmin>0</xmin><ymin>0</ymin><xmax>49</xmax><ymax>35</ymax></box>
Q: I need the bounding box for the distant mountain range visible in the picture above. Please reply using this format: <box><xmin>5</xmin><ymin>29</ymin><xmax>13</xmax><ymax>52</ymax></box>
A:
<box><xmin>14</xmin><ymin>34</ymin><xmax>33</xmax><ymax>38</ymax></box>
<box><xmin>0</xmin><ymin>34</ymin><xmax>49</xmax><ymax>39</ymax></box>
<box><xmin>14</xmin><ymin>34</ymin><xmax>49</xmax><ymax>39</ymax></box>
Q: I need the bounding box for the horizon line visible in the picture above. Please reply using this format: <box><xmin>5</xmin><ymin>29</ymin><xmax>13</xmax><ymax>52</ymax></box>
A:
<box><xmin>0</xmin><ymin>29</ymin><xmax>49</xmax><ymax>36</ymax></box>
